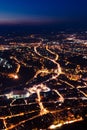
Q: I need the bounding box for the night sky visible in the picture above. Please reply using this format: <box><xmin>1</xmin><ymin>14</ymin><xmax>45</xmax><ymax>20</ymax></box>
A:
<box><xmin>0</xmin><ymin>0</ymin><xmax>87</xmax><ymax>25</ymax></box>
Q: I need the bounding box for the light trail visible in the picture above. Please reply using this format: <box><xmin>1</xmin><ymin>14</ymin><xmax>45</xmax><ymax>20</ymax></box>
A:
<box><xmin>0</xmin><ymin>109</ymin><xmax>40</xmax><ymax>120</ymax></box>
<box><xmin>46</xmin><ymin>45</ymin><xmax>59</xmax><ymax>61</ymax></box>
<box><xmin>60</xmin><ymin>79</ymin><xmax>87</xmax><ymax>98</ymax></box>
<box><xmin>37</xmin><ymin>89</ymin><xmax>48</xmax><ymax>115</ymax></box>
<box><xmin>49</xmin><ymin>117</ymin><xmax>83</xmax><ymax>130</ymax></box>
<box><xmin>53</xmin><ymin>89</ymin><xmax>64</xmax><ymax>103</ymax></box>
<box><xmin>34</xmin><ymin>45</ymin><xmax>62</xmax><ymax>77</ymax></box>
<box><xmin>5</xmin><ymin>114</ymin><xmax>41</xmax><ymax>130</ymax></box>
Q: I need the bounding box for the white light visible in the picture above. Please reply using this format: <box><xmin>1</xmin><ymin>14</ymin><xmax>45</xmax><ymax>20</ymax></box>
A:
<box><xmin>8</xmin><ymin>73</ymin><xmax>19</xmax><ymax>79</ymax></box>
<box><xmin>14</xmin><ymin>74</ymin><xmax>18</xmax><ymax>79</ymax></box>
<box><xmin>49</xmin><ymin>123</ymin><xmax>62</xmax><ymax>129</ymax></box>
